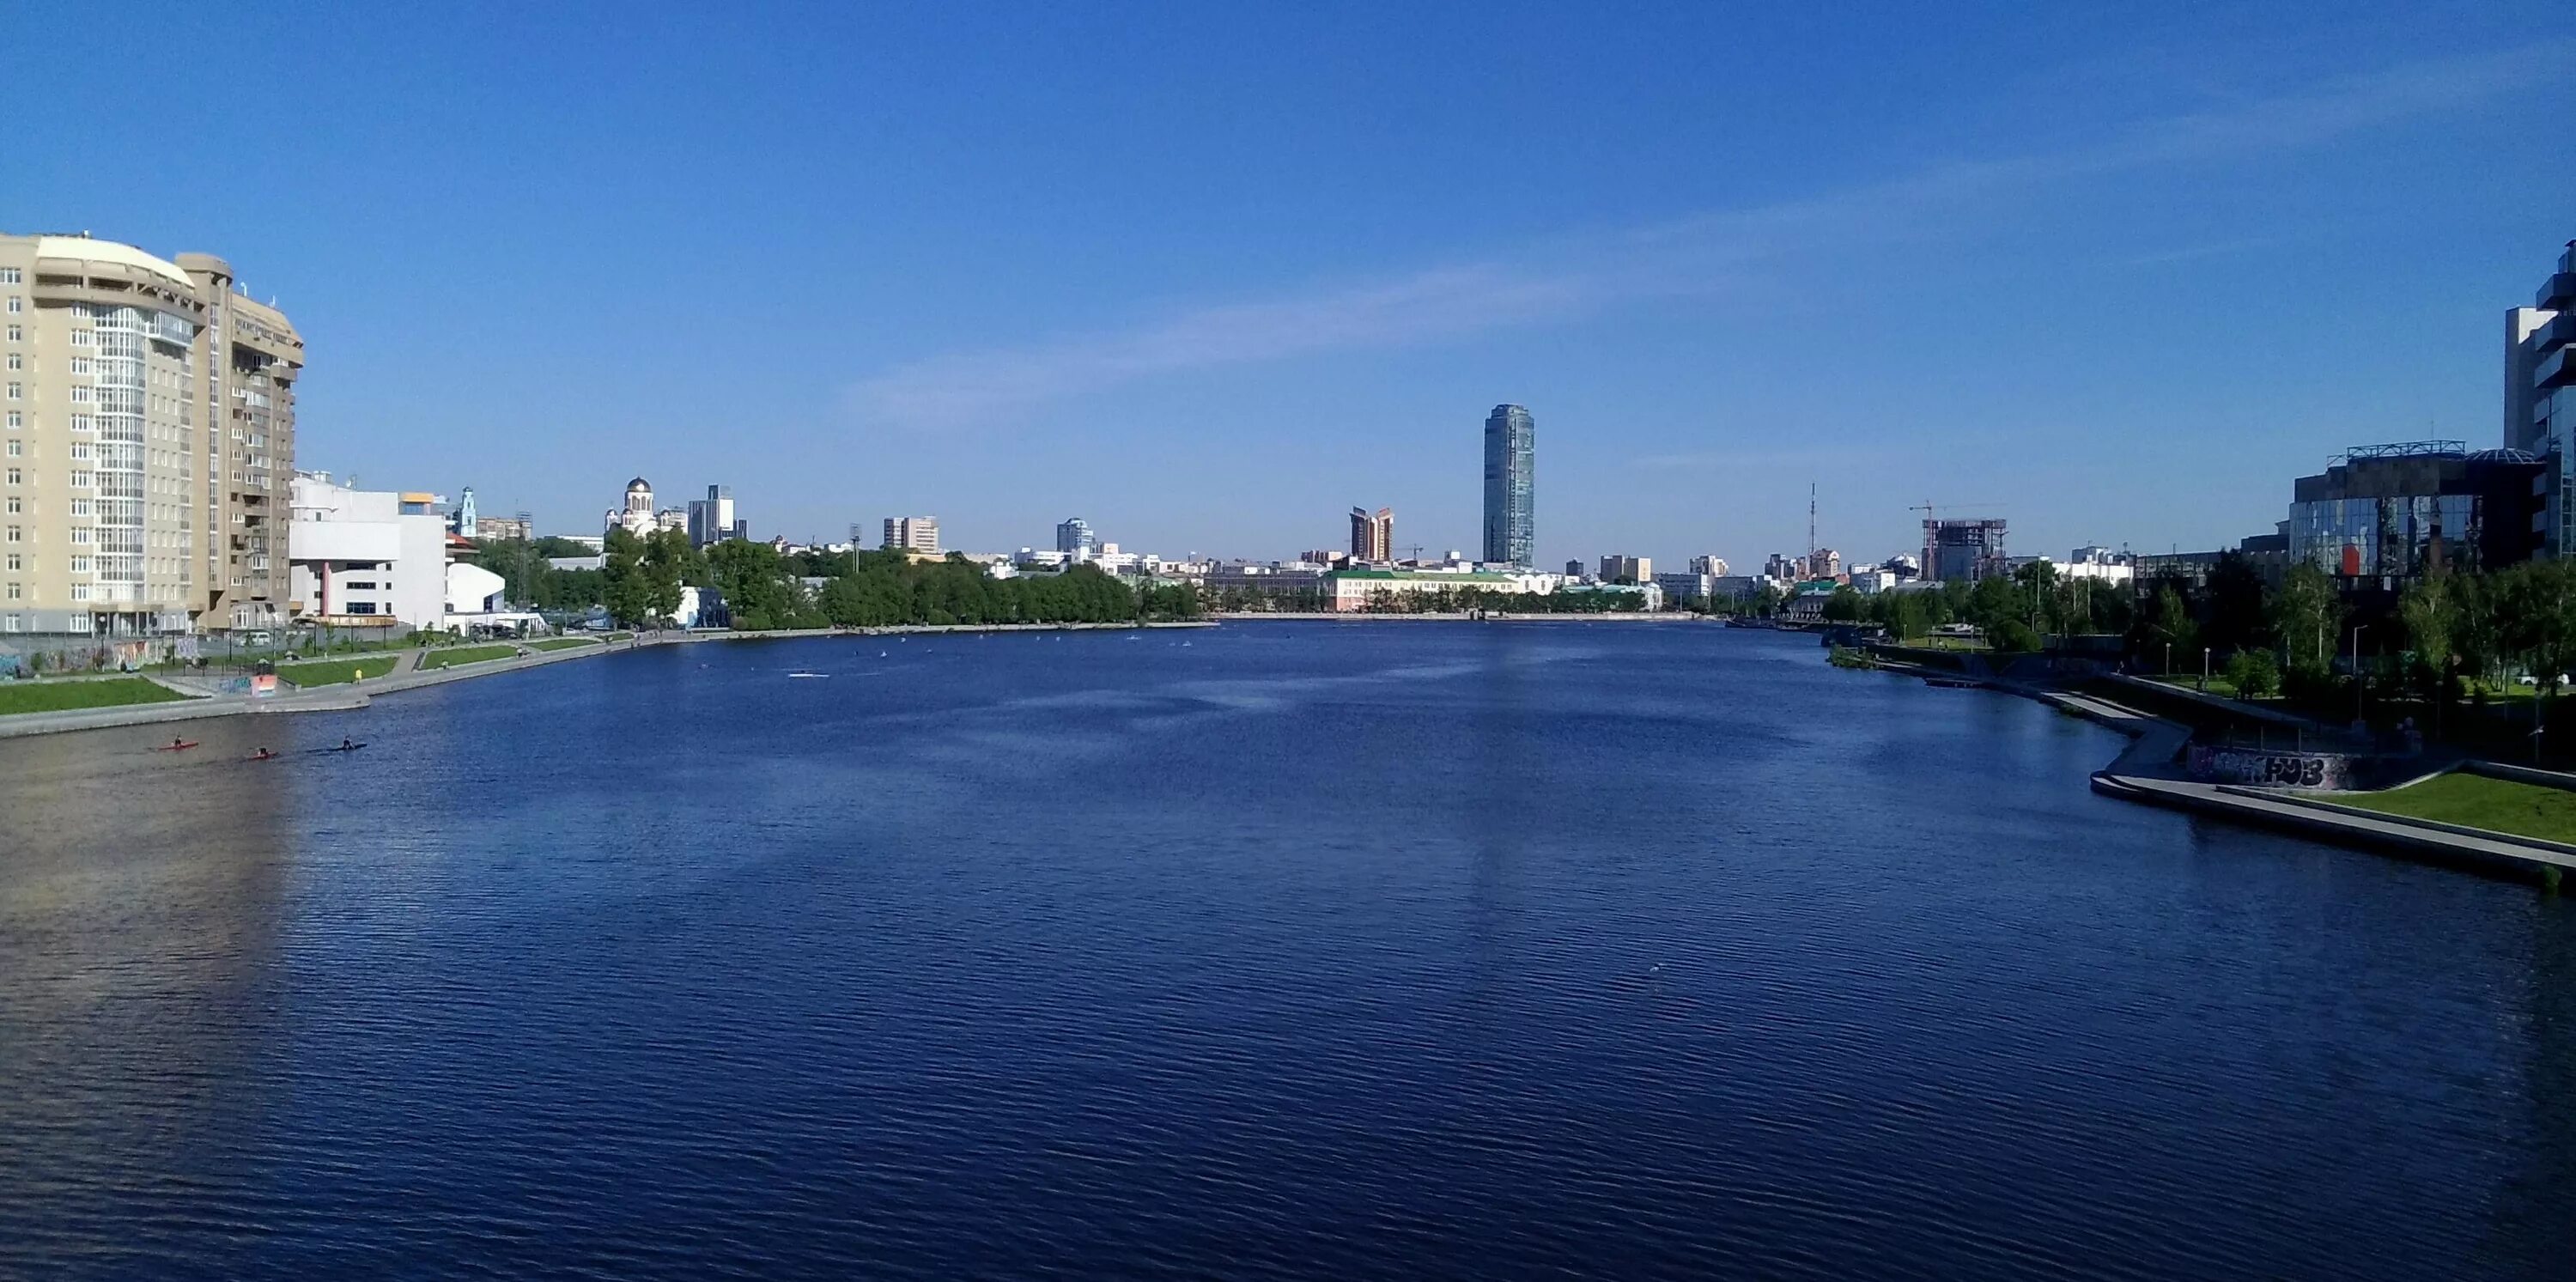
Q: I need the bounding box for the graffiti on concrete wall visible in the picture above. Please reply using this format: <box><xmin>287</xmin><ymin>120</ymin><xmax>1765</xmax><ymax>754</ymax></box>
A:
<box><xmin>2187</xmin><ymin>746</ymin><xmax>2357</xmax><ymax>790</ymax></box>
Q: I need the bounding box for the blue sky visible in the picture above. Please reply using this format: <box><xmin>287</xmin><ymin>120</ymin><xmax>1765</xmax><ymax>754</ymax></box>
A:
<box><xmin>9</xmin><ymin>3</ymin><xmax>2571</xmax><ymax>568</ymax></box>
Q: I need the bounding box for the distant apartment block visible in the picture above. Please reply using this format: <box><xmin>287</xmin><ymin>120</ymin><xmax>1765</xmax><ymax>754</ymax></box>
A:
<box><xmin>884</xmin><ymin>515</ymin><xmax>940</xmax><ymax>554</ymax></box>
<box><xmin>1598</xmin><ymin>554</ymin><xmax>1649</xmax><ymax>584</ymax></box>
<box><xmin>0</xmin><ymin>233</ymin><xmax>302</xmax><ymax>636</ymax></box>
<box><xmin>472</xmin><ymin>513</ymin><xmax>531</xmax><ymax>543</ymax></box>
<box><xmin>1349</xmin><ymin>506</ymin><xmax>1392</xmax><ymax>562</ymax></box>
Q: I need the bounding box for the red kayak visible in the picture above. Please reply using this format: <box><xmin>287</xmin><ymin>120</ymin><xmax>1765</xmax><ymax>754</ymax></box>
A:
<box><xmin>157</xmin><ymin>741</ymin><xmax>200</xmax><ymax>752</ymax></box>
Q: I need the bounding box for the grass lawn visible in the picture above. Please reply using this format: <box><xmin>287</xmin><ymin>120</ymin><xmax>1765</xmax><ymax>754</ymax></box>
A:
<box><xmin>532</xmin><ymin>637</ymin><xmax>600</xmax><ymax>652</ymax></box>
<box><xmin>2149</xmin><ymin>674</ymin><xmax>2246</xmax><ymax>698</ymax></box>
<box><xmin>419</xmin><ymin>643</ymin><xmax>520</xmax><ymax>671</ymax></box>
<box><xmin>276</xmin><ymin>655</ymin><xmax>403</xmax><ymax>687</ymax></box>
<box><xmin>604</xmin><ymin>631</ymin><xmax>633</xmax><ymax>642</ymax></box>
<box><xmin>2324</xmin><ymin>772</ymin><xmax>2576</xmax><ymax>846</ymax></box>
<box><xmin>0</xmin><ymin>677</ymin><xmax>191</xmax><ymax>715</ymax></box>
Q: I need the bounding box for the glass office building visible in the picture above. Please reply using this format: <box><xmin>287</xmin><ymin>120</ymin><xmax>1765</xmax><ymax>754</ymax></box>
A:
<box><xmin>2287</xmin><ymin>441</ymin><xmax>2543</xmax><ymax>586</ymax></box>
<box><xmin>1482</xmin><ymin>404</ymin><xmax>1534</xmax><ymax>567</ymax></box>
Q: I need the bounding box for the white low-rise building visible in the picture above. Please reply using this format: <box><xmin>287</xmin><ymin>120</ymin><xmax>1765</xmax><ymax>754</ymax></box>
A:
<box><xmin>287</xmin><ymin>472</ymin><xmax>451</xmax><ymax>631</ymax></box>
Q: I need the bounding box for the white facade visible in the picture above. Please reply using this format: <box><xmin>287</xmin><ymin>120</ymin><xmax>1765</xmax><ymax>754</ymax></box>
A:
<box><xmin>444</xmin><ymin>561</ymin><xmax>505</xmax><ymax>616</ymax></box>
<box><xmin>287</xmin><ymin>471</ymin><xmax>449</xmax><ymax>629</ymax></box>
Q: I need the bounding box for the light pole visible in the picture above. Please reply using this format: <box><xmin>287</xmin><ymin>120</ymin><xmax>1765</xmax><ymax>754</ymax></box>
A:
<box><xmin>2202</xmin><ymin>647</ymin><xmax>2211</xmax><ymax>692</ymax></box>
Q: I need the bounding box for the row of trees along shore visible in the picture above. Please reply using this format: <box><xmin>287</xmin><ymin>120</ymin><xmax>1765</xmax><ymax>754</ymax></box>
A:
<box><xmin>1205</xmin><ymin>584</ymin><xmax>1648</xmax><ymax>613</ymax></box>
<box><xmin>1792</xmin><ymin>550</ymin><xmax>2576</xmax><ymax>749</ymax></box>
<box><xmin>470</xmin><ymin>531</ymin><xmax>1200</xmax><ymax>630</ymax></box>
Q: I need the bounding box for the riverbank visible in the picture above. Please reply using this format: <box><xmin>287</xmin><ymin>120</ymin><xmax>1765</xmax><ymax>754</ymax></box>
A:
<box><xmin>1856</xmin><ymin>649</ymin><xmax>2576</xmax><ymax>884</ymax></box>
<box><xmin>0</xmin><ymin>619</ymin><xmax>1215</xmax><ymax>739</ymax></box>
<box><xmin>1208</xmin><ymin>611</ymin><xmax>1704</xmax><ymax>623</ymax></box>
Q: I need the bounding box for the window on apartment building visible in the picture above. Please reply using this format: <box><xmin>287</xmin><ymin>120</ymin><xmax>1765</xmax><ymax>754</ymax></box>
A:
<box><xmin>3</xmin><ymin>554</ymin><xmax>15</xmax><ymax>572</ymax></box>
<box><xmin>68</xmin><ymin>387</ymin><xmax>90</xmax><ymax>404</ymax></box>
<box><xmin>3</xmin><ymin>498</ymin><xmax>17</xmax><ymax>514</ymax></box>
<box><xmin>6</xmin><ymin>298</ymin><xmax>19</xmax><ymax>314</ymax></box>
<box><xmin>5</xmin><ymin>383</ymin><xmax>18</xmax><ymax>401</ymax></box>
<box><xmin>70</xmin><ymin>529</ymin><xmax>89</xmax><ymax>544</ymax></box>
<box><xmin>3</xmin><ymin>584</ymin><xmax>16</xmax><ymax>601</ymax></box>
<box><xmin>3</xmin><ymin>355</ymin><xmax>15</xmax><ymax>372</ymax></box>
<box><xmin>0</xmin><ymin>269</ymin><xmax>18</xmax><ymax>284</ymax></box>
<box><xmin>3</xmin><ymin>325</ymin><xmax>16</xmax><ymax>343</ymax></box>
<box><xmin>70</xmin><ymin>471</ymin><xmax>90</xmax><ymax>489</ymax></box>
<box><xmin>67</xmin><ymin>500</ymin><xmax>89</xmax><ymax>518</ymax></box>
<box><xmin>4</xmin><ymin>527</ymin><xmax>17</xmax><ymax>544</ymax></box>
<box><xmin>4</xmin><ymin>470</ymin><xmax>17</xmax><ymax>486</ymax></box>
<box><xmin>68</xmin><ymin>556</ymin><xmax>89</xmax><ymax>574</ymax></box>
<box><xmin>70</xmin><ymin>585</ymin><xmax>89</xmax><ymax>602</ymax></box>
<box><xmin>3</xmin><ymin>412</ymin><xmax>15</xmax><ymax>428</ymax></box>
<box><xmin>4</xmin><ymin>442</ymin><xmax>16</xmax><ymax>457</ymax></box>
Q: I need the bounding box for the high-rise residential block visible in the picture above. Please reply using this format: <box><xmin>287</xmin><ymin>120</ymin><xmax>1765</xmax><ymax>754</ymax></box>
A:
<box><xmin>1483</xmin><ymin>404</ymin><xmax>1534</xmax><ymax>567</ymax></box>
<box><xmin>0</xmin><ymin>233</ymin><xmax>301</xmax><ymax>638</ymax></box>
<box><xmin>884</xmin><ymin>515</ymin><xmax>940</xmax><ymax>554</ymax></box>
<box><xmin>2506</xmin><ymin>240</ymin><xmax>2575</xmax><ymax>556</ymax></box>
<box><xmin>1348</xmin><ymin>506</ymin><xmax>1392</xmax><ymax>562</ymax></box>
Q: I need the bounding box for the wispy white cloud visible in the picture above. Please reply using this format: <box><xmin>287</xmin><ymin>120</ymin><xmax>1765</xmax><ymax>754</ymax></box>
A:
<box><xmin>847</xmin><ymin>42</ymin><xmax>2570</xmax><ymax>430</ymax></box>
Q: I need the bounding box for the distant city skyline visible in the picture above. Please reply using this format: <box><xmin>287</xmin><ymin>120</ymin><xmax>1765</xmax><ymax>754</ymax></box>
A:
<box><xmin>8</xmin><ymin>5</ymin><xmax>2570</xmax><ymax>568</ymax></box>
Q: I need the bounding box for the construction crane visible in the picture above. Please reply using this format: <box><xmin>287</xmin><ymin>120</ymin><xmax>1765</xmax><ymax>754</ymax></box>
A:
<box><xmin>1908</xmin><ymin>501</ymin><xmax>2007</xmax><ymax>524</ymax></box>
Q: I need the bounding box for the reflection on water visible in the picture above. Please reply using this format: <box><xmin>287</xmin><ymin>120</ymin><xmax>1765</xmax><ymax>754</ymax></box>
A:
<box><xmin>0</xmin><ymin>623</ymin><xmax>2571</xmax><ymax>1280</ymax></box>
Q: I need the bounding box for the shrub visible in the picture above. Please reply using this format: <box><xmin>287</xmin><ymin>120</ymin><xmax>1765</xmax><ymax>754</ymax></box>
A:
<box><xmin>2223</xmin><ymin>647</ymin><xmax>2281</xmax><ymax>699</ymax></box>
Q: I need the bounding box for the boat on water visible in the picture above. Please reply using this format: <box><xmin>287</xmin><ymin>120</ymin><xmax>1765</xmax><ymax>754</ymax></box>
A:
<box><xmin>787</xmin><ymin>671</ymin><xmax>829</xmax><ymax>678</ymax></box>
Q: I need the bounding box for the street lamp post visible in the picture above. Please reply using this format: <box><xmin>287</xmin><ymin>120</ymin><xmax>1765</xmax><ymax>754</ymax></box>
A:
<box><xmin>2202</xmin><ymin>647</ymin><xmax>2211</xmax><ymax>692</ymax></box>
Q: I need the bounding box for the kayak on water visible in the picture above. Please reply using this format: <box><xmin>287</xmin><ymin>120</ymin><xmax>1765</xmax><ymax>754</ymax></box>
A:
<box><xmin>308</xmin><ymin>740</ymin><xmax>369</xmax><ymax>754</ymax></box>
<box><xmin>157</xmin><ymin>740</ymin><xmax>200</xmax><ymax>752</ymax></box>
<box><xmin>246</xmin><ymin>749</ymin><xmax>282</xmax><ymax>762</ymax></box>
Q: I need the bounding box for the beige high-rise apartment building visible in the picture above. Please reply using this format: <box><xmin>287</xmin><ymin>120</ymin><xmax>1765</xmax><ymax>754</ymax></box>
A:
<box><xmin>0</xmin><ymin>232</ymin><xmax>301</xmax><ymax>638</ymax></box>
<box><xmin>884</xmin><ymin>516</ymin><xmax>939</xmax><ymax>554</ymax></box>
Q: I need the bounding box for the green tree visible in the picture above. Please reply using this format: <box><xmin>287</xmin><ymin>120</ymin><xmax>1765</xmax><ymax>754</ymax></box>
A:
<box><xmin>2223</xmin><ymin>647</ymin><xmax>2281</xmax><ymax>699</ymax></box>
<box><xmin>2139</xmin><ymin>582</ymin><xmax>2198</xmax><ymax>673</ymax></box>
<box><xmin>641</xmin><ymin>527</ymin><xmax>690</xmax><ymax>623</ymax></box>
<box><xmin>2202</xmin><ymin>552</ymin><xmax>2271</xmax><ymax>656</ymax></box>
<box><xmin>2271</xmin><ymin>562</ymin><xmax>2342</xmax><ymax>677</ymax></box>
<box><xmin>2399</xmin><ymin>574</ymin><xmax>2458</xmax><ymax>720</ymax></box>
<box><xmin>600</xmin><ymin>527</ymin><xmax>656</xmax><ymax>626</ymax></box>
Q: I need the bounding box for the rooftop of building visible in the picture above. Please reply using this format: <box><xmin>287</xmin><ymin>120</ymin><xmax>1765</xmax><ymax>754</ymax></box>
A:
<box><xmin>25</xmin><ymin>234</ymin><xmax>195</xmax><ymax>294</ymax></box>
<box><xmin>1332</xmin><ymin>568</ymin><xmax>1520</xmax><ymax>584</ymax></box>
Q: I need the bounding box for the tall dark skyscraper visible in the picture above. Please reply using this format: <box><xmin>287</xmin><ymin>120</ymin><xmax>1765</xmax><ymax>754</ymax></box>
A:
<box><xmin>1483</xmin><ymin>404</ymin><xmax>1534</xmax><ymax>566</ymax></box>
